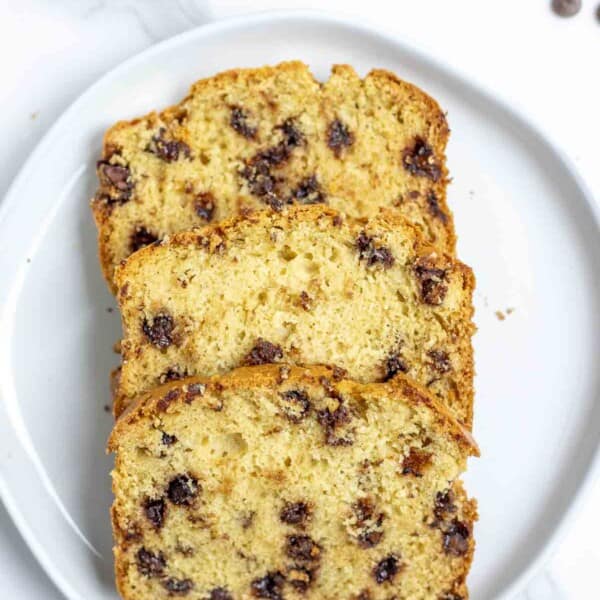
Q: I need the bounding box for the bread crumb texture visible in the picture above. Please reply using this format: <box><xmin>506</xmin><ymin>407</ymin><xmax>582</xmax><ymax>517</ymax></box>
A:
<box><xmin>92</xmin><ymin>61</ymin><xmax>454</xmax><ymax>290</ymax></box>
<box><xmin>109</xmin><ymin>365</ymin><xmax>477</xmax><ymax>600</ymax></box>
<box><xmin>114</xmin><ymin>206</ymin><xmax>475</xmax><ymax>427</ymax></box>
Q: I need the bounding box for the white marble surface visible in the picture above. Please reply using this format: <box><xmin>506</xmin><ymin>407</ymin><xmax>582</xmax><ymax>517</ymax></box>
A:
<box><xmin>0</xmin><ymin>0</ymin><xmax>598</xmax><ymax>597</ymax></box>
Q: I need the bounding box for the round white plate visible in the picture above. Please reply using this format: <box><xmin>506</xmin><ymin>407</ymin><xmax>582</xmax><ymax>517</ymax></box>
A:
<box><xmin>0</xmin><ymin>11</ymin><xmax>598</xmax><ymax>600</ymax></box>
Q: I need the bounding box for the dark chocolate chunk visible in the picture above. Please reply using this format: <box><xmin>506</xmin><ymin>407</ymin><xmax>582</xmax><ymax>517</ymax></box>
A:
<box><xmin>278</xmin><ymin>118</ymin><xmax>303</xmax><ymax>148</ymax></box>
<box><xmin>414</xmin><ymin>256</ymin><xmax>448</xmax><ymax>305</ymax></box>
<box><xmin>142</xmin><ymin>313</ymin><xmax>175</xmax><ymax>349</ymax></box>
<box><xmin>148</xmin><ymin>127</ymin><xmax>191</xmax><ymax>162</ymax></box>
<box><xmin>285</xmin><ymin>535</ymin><xmax>321</xmax><ymax>562</ymax></box>
<box><xmin>97</xmin><ymin>161</ymin><xmax>133</xmax><ymax>203</ymax></box>
<box><xmin>442</xmin><ymin>519</ymin><xmax>470</xmax><ymax>556</ymax></box>
<box><xmin>551</xmin><ymin>0</ymin><xmax>581</xmax><ymax>17</ymax></box>
<box><xmin>280</xmin><ymin>389</ymin><xmax>311</xmax><ymax>423</ymax></box>
<box><xmin>327</xmin><ymin>119</ymin><xmax>354</xmax><ymax>157</ymax></box>
<box><xmin>434</xmin><ymin>489</ymin><xmax>457</xmax><ymax>522</ymax></box>
<box><xmin>290</xmin><ymin>175</ymin><xmax>326</xmax><ymax>205</ymax></box>
<box><xmin>373</xmin><ymin>554</ymin><xmax>401</xmax><ymax>584</ymax></box>
<box><xmin>185</xmin><ymin>382</ymin><xmax>206</xmax><ymax>403</ymax></box>
<box><xmin>401</xmin><ymin>448</ymin><xmax>432</xmax><ymax>477</ymax></box>
<box><xmin>136</xmin><ymin>547</ymin><xmax>166</xmax><ymax>577</ymax></box>
<box><xmin>383</xmin><ymin>352</ymin><xmax>408</xmax><ymax>381</ymax></box>
<box><xmin>194</xmin><ymin>192</ymin><xmax>216</xmax><ymax>222</ymax></box>
<box><xmin>130</xmin><ymin>226</ymin><xmax>159</xmax><ymax>253</ymax></box>
<box><xmin>355</xmin><ymin>232</ymin><xmax>395</xmax><ymax>269</ymax></box>
<box><xmin>157</xmin><ymin>388</ymin><xmax>181</xmax><ymax>412</ymax></box>
<box><xmin>280</xmin><ymin>501</ymin><xmax>311</xmax><ymax>526</ymax></box>
<box><xmin>243</xmin><ymin>338</ymin><xmax>283</xmax><ymax>366</ymax></box>
<box><xmin>208</xmin><ymin>588</ymin><xmax>233</xmax><ymax>600</ymax></box>
<box><xmin>161</xmin><ymin>431</ymin><xmax>177</xmax><ymax>446</ymax></box>
<box><xmin>427</xmin><ymin>349</ymin><xmax>451</xmax><ymax>374</ymax></box>
<box><xmin>230</xmin><ymin>106</ymin><xmax>258</xmax><ymax>139</ymax></box>
<box><xmin>426</xmin><ymin>191</ymin><xmax>448</xmax><ymax>223</ymax></box>
<box><xmin>167</xmin><ymin>474</ymin><xmax>199</xmax><ymax>505</ymax></box>
<box><xmin>250</xmin><ymin>571</ymin><xmax>285</xmax><ymax>599</ymax></box>
<box><xmin>144</xmin><ymin>497</ymin><xmax>166</xmax><ymax>529</ymax></box>
<box><xmin>316</xmin><ymin>401</ymin><xmax>353</xmax><ymax>446</ymax></box>
<box><xmin>162</xmin><ymin>577</ymin><xmax>194</xmax><ymax>595</ymax></box>
<box><xmin>160</xmin><ymin>367</ymin><xmax>187</xmax><ymax>383</ymax></box>
<box><xmin>402</xmin><ymin>137</ymin><xmax>441</xmax><ymax>181</ymax></box>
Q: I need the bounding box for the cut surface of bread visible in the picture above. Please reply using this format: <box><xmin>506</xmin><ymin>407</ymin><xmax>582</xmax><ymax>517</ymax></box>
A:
<box><xmin>92</xmin><ymin>61</ymin><xmax>454</xmax><ymax>290</ymax></box>
<box><xmin>109</xmin><ymin>365</ymin><xmax>478</xmax><ymax>600</ymax></box>
<box><xmin>114</xmin><ymin>206</ymin><xmax>475</xmax><ymax>426</ymax></box>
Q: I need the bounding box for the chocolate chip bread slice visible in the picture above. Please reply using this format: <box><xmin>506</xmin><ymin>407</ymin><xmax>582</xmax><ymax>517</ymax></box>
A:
<box><xmin>92</xmin><ymin>61</ymin><xmax>453</xmax><ymax>291</ymax></box>
<box><xmin>109</xmin><ymin>364</ymin><xmax>478</xmax><ymax>600</ymax></box>
<box><xmin>114</xmin><ymin>205</ymin><xmax>475</xmax><ymax>426</ymax></box>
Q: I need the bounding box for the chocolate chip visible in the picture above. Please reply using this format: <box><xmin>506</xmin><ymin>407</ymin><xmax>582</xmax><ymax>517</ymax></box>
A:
<box><xmin>442</xmin><ymin>520</ymin><xmax>470</xmax><ymax>556</ymax></box>
<box><xmin>402</xmin><ymin>137</ymin><xmax>441</xmax><ymax>181</ymax></box>
<box><xmin>144</xmin><ymin>497</ymin><xmax>166</xmax><ymax>529</ymax></box>
<box><xmin>373</xmin><ymin>554</ymin><xmax>401</xmax><ymax>584</ymax></box>
<box><xmin>280</xmin><ymin>389</ymin><xmax>311</xmax><ymax>423</ymax></box>
<box><xmin>331</xmin><ymin>365</ymin><xmax>347</xmax><ymax>381</ymax></box>
<box><xmin>278</xmin><ymin>118</ymin><xmax>303</xmax><ymax>148</ymax></box>
<box><xmin>194</xmin><ymin>192</ymin><xmax>216</xmax><ymax>222</ymax></box>
<box><xmin>162</xmin><ymin>577</ymin><xmax>194</xmax><ymax>595</ymax></box>
<box><xmin>327</xmin><ymin>119</ymin><xmax>354</xmax><ymax>157</ymax></box>
<box><xmin>401</xmin><ymin>448</ymin><xmax>432</xmax><ymax>477</ymax></box>
<box><xmin>353</xmin><ymin>498</ymin><xmax>385</xmax><ymax>548</ymax></box>
<box><xmin>97</xmin><ymin>161</ymin><xmax>133</xmax><ymax>203</ymax></box>
<box><xmin>207</xmin><ymin>588</ymin><xmax>233</xmax><ymax>600</ymax></box>
<box><xmin>285</xmin><ymin>535</ymin><xmax>321</xmax><ymax>562</ymax></box>
<box><xmin>353</xmin><ymin>498</ymin><xmax>376</xmax><ymax>525</ymax></box>
<box><xmin>552</xmin><ymin>0</ymin><xmax>581</xmax><ymax>17</ymax></box>
<box><xmin>161</xmin><ymin>432</ymin><xmax>177</xmax><ymax>446</ymax></box>
<box><xmin>316</xmin><ymin>401</ymin><xmax>353</xmax><ymax>446</ymax></box>
<box><xmin>250</xmin><ymin>571</ymin><xmax>285</xmax><ymax>599</ymax></box>
<box><xmin>358</xmin><ymin>530</ymin><xmax>384</xmax><ymax>548</ymax></box>
<box><xmin>142</xmin><ymin>314</ymin><xmax>175</xmax><ymax>349</ymax></box>
<box><xmin>157</xmin><ymin>388</ymin><xmax>181</xmax><ymax>412</ymax></box>
<box><xmin>426</xmin><ymin>191</ymin><xmax>448</xmax><ymax>223</ymax></box>
<box><xmin>427</xmin><ymin>349</ymin><xmax>451</xmax><ymax>374</ymax></box>
<box><xmin>167</xmin><ymin>474</ymin><xmax>199</xmax><ymax>505</ymax></box>
<box><xmin>160</xmin><ymin>367</ymin><xmax>187</xmax><ymax>383</ymax></box>
<box><xmin>130</xmin><ymin>226</ymin><xmax>159</xmax><ymax>253</ymax></box>
<box><xmin>230</xmin><ymin>106</ymin><xmax>258</xmax><ymax>139</ymax></box>
<box><xmin>383</xmin><ymin>352</ymin><xmax>408</xmax><ymax>381</ymax></box>
<box><xmin>243</xmin><ymin>339</ymin><xmax>283</xmax><ymax>366</ymax></box>
<box><xmin>147</xmin><ymin>127</ymin><xmax>191</xmax><ymax>162</ymax></box>
<box><xmin>136</xmin><ymin>547</ymin><xmax>166</xmax><ymax>577</ymax></box>
<box><xmin>299</xmin><ymin>291</ymin><xmax>312</xmax><ymax>311</ymax></box>
<box><xmin>185</xmin><ymin>382</ymin><xmax>206</xmax><ymax>403</ymax></box>
<box><xmin>433</xmin><ymin>489</ymin><xmax>457</xmax><ymax>523</ymax></box>
<box><xmin>287</xmin><ymin>565</ymin><xmax>315</xmax><ymax>592</ymax></box>
<box><xmin>414</xmin><ymin>256</ymin><xmax>448</xmax><ymax>305</ymax></box>
<box><xmin>280</xmin><ymin>501</ymin><xmax>311</xmax><ymax>526</ymax></box>
<box><xmin>355</xmin><ymin>232</ymin><xmax>395</xmax><ymax>269</ymax></box>
<box><xmin>290</xmin><ymin>175</ymin><xmax>326</xmax><ymax>204</ymax></box>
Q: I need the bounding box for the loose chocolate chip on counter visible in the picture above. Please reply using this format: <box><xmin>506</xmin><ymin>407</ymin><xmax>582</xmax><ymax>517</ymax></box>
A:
<box><xmin>372</xmin><ymin>554</ymin><xmax>401</xmax><ymax>584</ymax></box>
<box><xmin>161</xmin><ymin>432</ymin><xmax>178</xmax><ymax>446</ymax></box>
<box><xmin>327</xmin><ymin>119</ymin><xmax>354</xmax><ymax>157</ymax></box>
<box><xmin>355</xmin><ymin>232</ymin><xmax>395</xmax><ymax>269</ymax></box>
<box><xmin>551</xmin><ymin>0</ymin><xmax>581</xmax><ymax>17</ymax></box>
<box><xmin>136</xmin><ymin>547</ymin><xmax>166</xmax><ymax>577</ymax></box>
<box><xmin>280</xmin><ymin>501</ymin><xmax>311</xmax><ymax>526</ymax></box>
<box><xmin>442</xmin><ymin>520</ymin><xmax>470</xmax><ymax>556</ymax></box>
<box><xmin>208</xmin><ymin>588</ymin><xmax>233</xmax><ymax>600</ymax></box>
<box><xmin>97</xmin><ymin>161</ymin><xmax>133</xmax><ymax>202</ymax></box>
<box><xmin>280</xmin><ymin>389</ymin><xmax>311</xmax><ymax>423</ymax></box>
<box><xmin>290</xmin><ymin>175</ymin><xmax>326</xmax><ymax>204</ymax></box>
<box><xmin>414</xmin><ymin>256</ymin><xmax>448</xmax><ymax>305</ymax></box>
<box><xmin>426</xmin><ymin>191</ymin><xmax>448</xmax><ymax>223</ymax></box>
<box><xmin>167</xmin><ymin>474</ymin><xmax>199</xmax><ymax>505</ymax></box>
<box><xmin>130</xmin><ymin>226</ymin><xmax>159</xmax><ymax>253</ymax></box>
<box><xmin>250</xmin><ymin>571</ymin><xmax>285</xmax><ymax>599</ymax></box>
<box><xmin>427</xmin><ymin>349</ymin><xmax>452</xmax><ymax>374</ymax></box>
<box><xmin>162</xmin><ymin>577</ymin><xmax>194</xmax><ymax>595</ymax></box>
<box><xmin>402</xmin><ymin>137</ymin><xmax>441</xmax><ymax>181</ymax></box>
<box><xmin>383</xmin><ymin>352</ymin><xmax>408</xmax><ymax>381</ymax></box>
<box><xmin>194</xmin><ymin>192</ymin><xmax>216</xmax><ymax>222</ymax></box>
<box><xmin>287</xmin><ymin>565</ymin><xmax>315</xmax><ymax>592</ymax></box>
<box><xmin>144</xmin><ymin>497</ymin><xmax>167</xmax><ymax>529</ymax></box>
<box><xmin>230</xmin><ymin>106</ymin><xmax>258</xmax><ymax>139</ymax></box>
<box><xmin>142</xmin><ymin>313</ymin><xmax>175</xmax><ymax>349</ymax></box>
<box><xmin>401</xmin><ymin>448</ymin><xmax>432</xmax><ymax>477</ymax></box>
<box><xmin>243</xmin><ymin>338</ymin><xmax>283</xmax><ymax>366</ymax></box>
<box><xmin>147</xmin><ymin>127</ymin><xmax>191</xmax><ymax>162</ymax></box>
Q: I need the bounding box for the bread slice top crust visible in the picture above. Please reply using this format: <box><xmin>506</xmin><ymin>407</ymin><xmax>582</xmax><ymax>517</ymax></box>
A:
<box><xmin>114</xmin><ymin>205</ymin><xmax>474</xmax><ymax>427</ymax></box>
<box><xmin>92</xmin><ymin>61</ymin><xmax>453</xmax><ymax>291</ymax></box>
<box><xmin>109</xmin><ymin>364</ymin><xmax>477</xmax><ymax>600</ymax></box>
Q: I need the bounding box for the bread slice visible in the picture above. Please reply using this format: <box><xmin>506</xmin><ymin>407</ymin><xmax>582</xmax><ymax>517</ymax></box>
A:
<box><xmin>114</xmin><ymin>205</ymin><xmax>475</xmax><ymax>426</ymax></box>
<box><xmin>109</xmin><ymin>364</ymin><xmax>478</xmax><ymax>600</ymax></box>
<box><xmin>92</xmin><ymin>61</ymin><xmax>454</xmax><ymax>291</ymax></box>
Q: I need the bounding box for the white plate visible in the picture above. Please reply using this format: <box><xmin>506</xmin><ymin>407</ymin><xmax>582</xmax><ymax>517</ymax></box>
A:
<box><xmin>0</xmin><ymin>10</ymin><xmax>598</xmax><ymax>600</ymax></box>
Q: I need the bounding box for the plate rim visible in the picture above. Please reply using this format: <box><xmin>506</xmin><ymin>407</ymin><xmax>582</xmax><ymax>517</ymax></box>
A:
<box><xmin>0</xmin><ymin>8</ymin><xmax>598</xmax><ymax>600</ymax></box>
